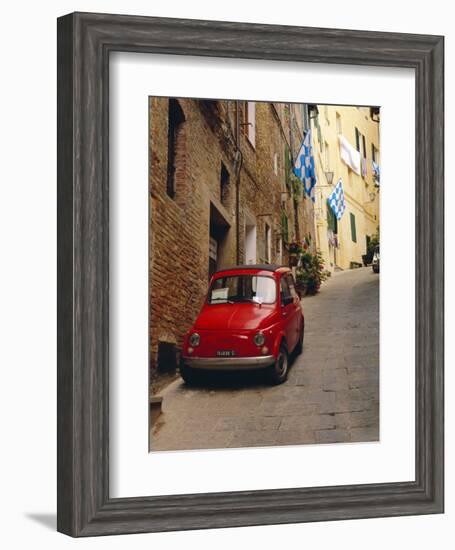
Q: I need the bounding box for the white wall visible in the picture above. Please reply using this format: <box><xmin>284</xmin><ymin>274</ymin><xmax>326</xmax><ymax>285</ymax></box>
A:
<box><xmin>0</xmin><ymin>1</ymin><xmax>451</xmax><ymax>548</ymax></box>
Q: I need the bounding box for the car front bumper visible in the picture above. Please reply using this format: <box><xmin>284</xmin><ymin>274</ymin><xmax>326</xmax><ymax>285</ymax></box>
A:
<box><xmin>182</xmin><ymin>355</ymin><xmax>275</xmax><ymax>371</ymax></box>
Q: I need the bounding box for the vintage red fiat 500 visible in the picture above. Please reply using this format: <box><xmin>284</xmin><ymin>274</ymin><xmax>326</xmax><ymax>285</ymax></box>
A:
<box><xmin>180</xmin><ymin>264</ymin><xmax>304</xmax><ymax>385</ymax></box>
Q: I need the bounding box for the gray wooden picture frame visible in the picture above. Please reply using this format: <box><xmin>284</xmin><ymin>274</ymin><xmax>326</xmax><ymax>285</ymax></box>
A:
<box><xmin>57</xmin><ymin>12</ymin><xmax>444</xmax><ymax>537</ymax></box>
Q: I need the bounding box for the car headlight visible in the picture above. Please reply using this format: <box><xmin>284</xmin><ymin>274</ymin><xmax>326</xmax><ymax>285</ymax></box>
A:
<box><xmin>189</xmin><ymin>332</ymin><xmax>200</xmax><ymax>347</ymax></box>
<box><xmin>253</xmin><ymin>332</ymin><xmax>265</xmax><ymax>347</ymax></box>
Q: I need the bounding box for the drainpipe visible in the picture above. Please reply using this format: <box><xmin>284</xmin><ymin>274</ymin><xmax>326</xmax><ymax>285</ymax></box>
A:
<box><xmin>234</xmin><ymin>102</ymin><xmax>243</xmax><ymax>265</ymax></box>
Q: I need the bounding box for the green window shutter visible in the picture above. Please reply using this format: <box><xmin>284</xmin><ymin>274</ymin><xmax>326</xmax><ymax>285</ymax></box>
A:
<box><xmin>350</xmin><ymin>213</ymin><xmax>357</xmax><ymax>243</ymax></box>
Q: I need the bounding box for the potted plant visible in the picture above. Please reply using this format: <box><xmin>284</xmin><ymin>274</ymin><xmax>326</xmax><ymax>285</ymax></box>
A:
<box><xmin>288</xmin><ymin>241</ymin><xmax>302</xmax><ymax>266</ymax></box>
<box><xmin>295</xmin><ymin>249</ymin><xmax>331</xmax><ymax>296</ymax></box>
<box><xmin>366</xmin><ymin>227</ymin><xmax>380</xmax><ymax>265</ymax></box>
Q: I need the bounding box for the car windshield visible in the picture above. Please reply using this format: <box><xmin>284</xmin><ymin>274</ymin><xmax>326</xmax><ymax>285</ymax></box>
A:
<box><xmin>208</xmin><ymin>275</ymin><xmax>276</xmax><ymax>304</ymax></box>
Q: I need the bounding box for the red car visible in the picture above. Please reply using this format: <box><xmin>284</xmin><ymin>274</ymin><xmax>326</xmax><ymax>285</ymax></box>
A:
<box><xmin>180</xmin><ymin>264</ymin><xmax>304</xmax><ymax>385</ymax></box>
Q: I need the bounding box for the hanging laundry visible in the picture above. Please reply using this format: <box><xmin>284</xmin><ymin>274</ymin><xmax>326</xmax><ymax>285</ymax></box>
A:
<box><xmin>338</xmin><ymin>134</ymin><xmax>361</xmax><ymax>175</ymax></box>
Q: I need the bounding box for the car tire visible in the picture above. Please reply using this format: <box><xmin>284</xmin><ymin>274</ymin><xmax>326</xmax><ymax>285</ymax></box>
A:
<box><xmin>268</xmin><ymin>343</ymin><xmax>289</xmax><ymax>385</ymax></box>
<box><xmin>373</xmin><ymin>265</ymin><xmax>379</xmax><ymax>274</ymax></box>
<box><xmin>295</xmin><ymin>323</ymin><xmax>304</xmax><ymax>355</ymax></box>
<box><xmin>179</xmin><ymin>363</ymin><xmax>198</xmax><ymax>385</ymax></box>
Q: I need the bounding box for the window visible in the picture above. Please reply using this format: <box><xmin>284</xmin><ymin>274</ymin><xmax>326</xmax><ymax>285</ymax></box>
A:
<box><xmin>336</xmin><ymin>112</ymin><xmax>342</xmax><ymax>135</ymax></box>
<box><xmin>371</xmin><ymin>144</ymin><xmax>378</xmax><ymax>162</ymax></box>
<box><xmin>354</xmin><ymin>128</ymin><xmax>367</xmax><ymax>156</ymax></box>
<box><xmin>360</xmin><ymin>133</ymin><xmax>367</xmax><ymax>179</ymax></box>
<box><xmin>324</xmin><ymin>140</ymin><xmax>330</xmax><ymax>171</ymax></box>
<box><xmin>220</xmin><ymin>162</ymin><xmax>229</xmax><ymax>205</ymax></box>
<box><xmin>314</xmin><ymin>114</ymin><xmax>323</xmax><ymax>152</ymax></box>
<box><xmin>166</xmin><ymin>99</ymin><xmax>185</xmax><ymax>198</ymax></box>
<box><xmin>355</xmin><ymin>127</ymin><xmax>361</xmax><ymax>152</ymax></box>
<box><xmin>243</xmin><ymin>101</ymin><xmax>256</xmax><ymax>147</ymax></box>
<box><xmin>245</xmin><ymin>217</ymin><xmax>257</xmax><ymax>265</ymax></box>
<box><xmin>350</xmin><ymin>212</ymin><xmax>357</xmax><ymax>243</ymax></box>
<box><xmin>324</xmin><ymin>105</ymin><xmax>330</xmax><ymax>125</ymax></box>
<box><xmin>208</xmin><ymin>236</ymin><xmax>218</xmax><ymax>281</ymax></box>
<box><xmin>264</xmin><ymin>223</ymin><xmax>271</xmax><ymax>263</ymax></box>
<box><xmin>273</xmin><ymin>153</ymin><xmax>278</xmax><ymax>176</ymax></box>
<box><xmin>326</xmin><ymin>200</ymin><xmax>338</xmax><ymax>234</ymax></box>
<box><xmin>302</xmin><ymin>104</ymin><xmax>310</xmax><ymax>131</ymax></box>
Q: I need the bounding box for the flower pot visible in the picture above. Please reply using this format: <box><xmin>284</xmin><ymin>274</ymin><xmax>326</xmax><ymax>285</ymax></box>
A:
<box><xmin>289</xmin><ymin>255</ymin><xmax>299</xmax><ymax>267</ymax></box>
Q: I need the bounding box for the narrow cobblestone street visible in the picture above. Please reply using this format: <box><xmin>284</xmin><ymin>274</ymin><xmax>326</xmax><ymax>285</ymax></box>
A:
<box><xmin>150</xmin><ymin>267</ymin><xmax>379</xmax><ymax>451</ymax></box>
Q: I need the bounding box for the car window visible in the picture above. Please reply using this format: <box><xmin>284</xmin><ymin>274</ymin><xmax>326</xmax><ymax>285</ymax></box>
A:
<box><xmin>209</xmin><ymin>275</ymin><xmax>276</xmax><ymax>304</ymax></box>
<box><xmin>280</xmin><ymin>277</ymin><xmax>291</xmax><ymax>304</ymax></box>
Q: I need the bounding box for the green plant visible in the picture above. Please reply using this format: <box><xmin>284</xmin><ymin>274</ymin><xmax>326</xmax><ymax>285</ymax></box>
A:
<box><xmin>289</xmin><ymin>241</ymin><xmax>302</xmax><ymax>255</ymax></box>
<box><xmin>369</xmin><ymin>227</ymin><xmax>380</xmax><ymax>251</ymax></box>
<box><xmin>295</xmin><ymin>249</ymin><xmax>331</xmax><ymax>296</ymax></box>
<box><xmin>290</xmin><ymin>173</ymin><xmax>303</xmax><ymax>200</ymax></box>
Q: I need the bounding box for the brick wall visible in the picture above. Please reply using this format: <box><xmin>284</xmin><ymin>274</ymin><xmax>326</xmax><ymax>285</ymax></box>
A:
<box><xmin>149</xmin><ymin>98</ymin><xmax>316</xmax><ymax>381</ymax></box>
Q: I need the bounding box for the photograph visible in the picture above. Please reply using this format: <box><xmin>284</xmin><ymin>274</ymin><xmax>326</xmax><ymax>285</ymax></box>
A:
<box><xmin>149</xmin><ymin>97</ymin><xmax>381</xmax><ymax>451</ymax></box>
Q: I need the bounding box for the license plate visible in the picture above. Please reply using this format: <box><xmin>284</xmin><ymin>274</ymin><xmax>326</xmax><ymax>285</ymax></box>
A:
<box><xmin>216</xmin><ymin>350</ymin><xmax>236</xmax><ymax>357</ymax></box>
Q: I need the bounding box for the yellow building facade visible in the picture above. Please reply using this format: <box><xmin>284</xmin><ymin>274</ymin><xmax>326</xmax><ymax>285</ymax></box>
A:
<box><xmin>310</xmin><ymin>105</ymin><xmax>380</xmax><ymax>271</ymax></box>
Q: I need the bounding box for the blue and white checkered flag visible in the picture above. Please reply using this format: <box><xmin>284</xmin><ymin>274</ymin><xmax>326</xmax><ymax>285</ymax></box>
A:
<box><xmin>293</xmin><ymin>130</ymin><xmax>317</xmax><ymax>202</ymax></box>
<box><xmin>328</xmin><ymin>178</ymin><xmax>346</xmax><ymax>220</ymax></box>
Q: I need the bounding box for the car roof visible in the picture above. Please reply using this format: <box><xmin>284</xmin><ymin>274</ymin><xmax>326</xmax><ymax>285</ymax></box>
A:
<box><xmin>214</xmin><ymin>264</ymin><xmax>290</xmax><ymax>275</ymax></box>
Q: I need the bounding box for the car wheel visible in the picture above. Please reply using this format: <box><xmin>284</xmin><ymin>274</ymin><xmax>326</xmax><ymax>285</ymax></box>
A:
<box><xmin>295</xmin><ymin>323</ymin><xmax>304</xmax><ymax>355</ymax></box>
<box><xmin>373</xmin><ymin>265</ymin><xmax>379</xmax><ymax>273</ymax></box>
<box><xmin>179</xmin><ymin>363</ymin><xmax>198</xmax><ymax>385</ymax></box>
<box><xmin>268</xmin><ymin>343</ymin><xmax>289</xmax><ymax>385</ymax></box>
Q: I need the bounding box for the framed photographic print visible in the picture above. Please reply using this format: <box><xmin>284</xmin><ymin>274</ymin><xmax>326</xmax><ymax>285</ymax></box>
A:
<box><xmin>57</xmin><ymin>12</ymin><xmax>444</xmax><ymax>536</ymax></box>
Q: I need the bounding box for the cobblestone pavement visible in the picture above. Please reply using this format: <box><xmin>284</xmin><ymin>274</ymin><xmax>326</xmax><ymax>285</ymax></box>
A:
<box><xmin>150</xmin><ymin>267</ymin><xmax>379</xmax><ymax>451</ymax></box>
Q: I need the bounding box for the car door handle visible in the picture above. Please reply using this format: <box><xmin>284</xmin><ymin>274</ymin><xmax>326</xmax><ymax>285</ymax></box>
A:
<box><xmin>282</xmin><ymin>311</ymin><xmax>287</xmax><ymax>317</ymax></box>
